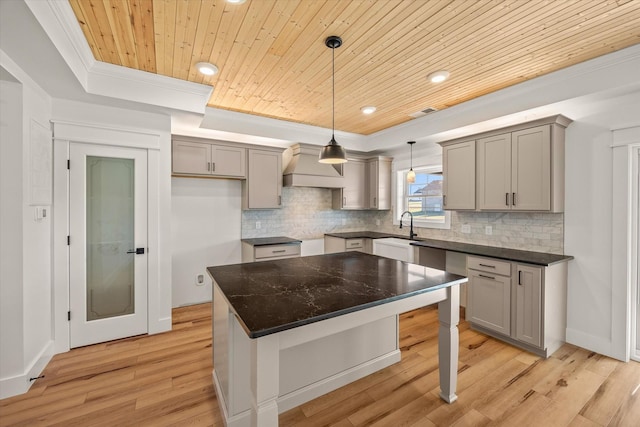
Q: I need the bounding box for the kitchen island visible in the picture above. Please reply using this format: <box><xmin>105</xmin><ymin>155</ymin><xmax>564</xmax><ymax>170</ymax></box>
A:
<box><xmin>207</xmin><ymin>252</ymin><xmax>467</xmax><ymax>427</ymax></box>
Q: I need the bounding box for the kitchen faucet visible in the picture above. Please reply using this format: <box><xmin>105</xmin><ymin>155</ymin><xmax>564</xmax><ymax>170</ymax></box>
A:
<box><xmin>399</xmin><ymin>210</ymin><xmax>418</xmax><ymax>240</ymax></box>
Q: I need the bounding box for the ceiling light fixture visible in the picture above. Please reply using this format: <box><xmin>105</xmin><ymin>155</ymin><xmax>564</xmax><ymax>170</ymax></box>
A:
<box><xmin>226</xmin><ymin>0</ymin><xmax>246</xmax><ymax>4</ymax></box>
<box><xmin>361</xmin><ymin>106</ymin><xmax>376</xmax><ymax>115</ymax></box>
<box><xmin>428</xmin><ymin>70</ymin><xmax>450</xmax><ymax>83</ymax></box>
<box><xmin>196</xmin><ymin>62</ymin><xmax>218</xmax><ymax>76</ymax></box>
<box><xmin>406</xmin><ymin>141</ymin><xmax>416</xmax><ymax>183</ymax></box>
<box><xmin>319</xmin><ymin>35</ymin><xmax>347</xmax><ymax>164</ymax></box>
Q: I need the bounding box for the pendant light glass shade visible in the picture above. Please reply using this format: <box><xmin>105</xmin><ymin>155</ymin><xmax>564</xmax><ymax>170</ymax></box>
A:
<box><xmin>406</xmin><ymin>168</ymin><xmax>416</xmax><ymax>183</ymax></box>
<box><xmin>406</xmin><ymin>141</ymin><xmax>416</xmax><ymax>183</ymax></box>
<box><xmin>319</xmin><ymin>36</ymin><xmax>347</xmax><ymax>164</ymax></box>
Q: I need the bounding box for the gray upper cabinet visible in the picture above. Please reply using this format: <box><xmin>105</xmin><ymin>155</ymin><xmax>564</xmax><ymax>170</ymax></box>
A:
<box><xmin>332</xmin><ymin>159</ymin><xmax>367</xmax><ymax>210</ymax></box>
<box><xmin>172</xmin><ymin>138</ymin><xmax>246</xmax><ymax>178</ymax></box>
<box><xmin>332</xmin><ymin>155</ymin><xmax>393</xmax><ymax>210</ymax></box>
<box><xmin>439</xmin><ymin>115</ymin><xmax>571</xmax><ymax>213</ymax></box>
<box><xmin>366</xmin><ymin>157</ymin><xmax>392</xmax><ymax>210</ymax></box>
<box><xmin>242</xmin><ymin>148</ymin><xmax>283</xmax><ymax>209</ymax></box>
<box><xmin>442</xmin><ymin>140</ymin><xmax>476</xmax><ymax>210</ymax></box>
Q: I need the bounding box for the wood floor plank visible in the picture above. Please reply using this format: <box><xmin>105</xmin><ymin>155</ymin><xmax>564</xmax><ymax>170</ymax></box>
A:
<box><xmin>1</xmin><ymin>303</ymin><xmax>639</xmax><ymax>427</ymax></box>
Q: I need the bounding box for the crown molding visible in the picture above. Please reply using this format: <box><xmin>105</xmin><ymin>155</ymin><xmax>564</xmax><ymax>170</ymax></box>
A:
<box><xmin>25</xmin><ymin>0</ymin><xmax>212</xmax><ymax>114</ymax></box>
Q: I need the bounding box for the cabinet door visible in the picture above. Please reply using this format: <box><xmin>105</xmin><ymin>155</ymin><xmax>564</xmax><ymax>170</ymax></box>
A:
<box><xmin>342</xmin><ymin>159</ymin><xmax>367</xmax><ymax>209</ymax></box>
<box><xmin>468</xmin><ymin>269</ymin><xmax>511</xmax><ymax>336</ymax></box>
<box><xmin>367</xmin><ymin>158</ymin><xmax>391</xmax><ymax>210</ymax></box>
<box><xmin>442</xmin><ymin>141</ymin><xmax>475</xmax><ymax>210</ymax></box>
<box><xmin>246</xmin><ymin>150</ymin><xmax>282</xmax><ymax>209</ymax></box>
<box><xmin>172</xmin><ymin>140</ymin><xmax>212</xmax><ymax>175</ymax></box>
<box><xmin>477</xmin><ymin>133</ymin><xmax>512</xmax><ymax>210</ymax></box>
<box><xmin>511</xmin><ymin>125</ymin><xmax>551</xmax><ymax>211</ymax></box>
<box><xmin>515</xmin><ymin>264</ymin><xmax>542</xmax><ymax>347</ymax></box>
<box><xmin>211</xmin><ymin>145</ymin><xmax>246</xmax><ymax>178</ymax></box>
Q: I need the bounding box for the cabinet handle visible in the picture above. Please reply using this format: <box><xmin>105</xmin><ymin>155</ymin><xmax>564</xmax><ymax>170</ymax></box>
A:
<box><xmin>478</xmin><ymin>263</ymin><xmax>496</xmax><ymax>269</ymax></box>
<box><xmin>518</xmin><ymin>270</ymin><xmax>522</xmax><ymax>285</ymax></box>
<box><xmin>512</xmin><ymin>192</ymin><xmax>516</xmax><ymax>206</ymax></box>
<box><xmin>278</xmin><ymin>195</ymin><xmax>281</xmax><ymax>205</ymax></box>
<box><xmin>272</xmin><ymin>249</ymin><xmax>286</xmax><ymax>254</ymax></box>
<box><xmin>373</xmin><ymin>197</ymin><xmax>377</xmax><ymax>207</ymax></box>
<box><xmin>479</xmin><ymin>274</ymin><xmax>496</xmax><ymax>280</ymax></box>
<box><xmin>212</xmin><ymin>162</ymin><xmax>216</xmax><ymax>172</ymax></box>
<box><xmin>207</xmin><ymin>162</ymin><xmax>211</xmax><ymax>172</ymax></box>
<box><xmin>443</xmin><ymin>195</ymin><xmax>446</xmax><ymax>206</ymax></box>
<box><xmin>505</xmin><ymin>192</ymin><xmax>509</xmax><ymax>206</ymax></box>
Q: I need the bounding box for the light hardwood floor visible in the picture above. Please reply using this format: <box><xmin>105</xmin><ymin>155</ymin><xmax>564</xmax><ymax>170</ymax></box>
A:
<box><xmin>1</xmin><ymin>303</ymin><xmax>638</xmax><ymax>426</ymax></box>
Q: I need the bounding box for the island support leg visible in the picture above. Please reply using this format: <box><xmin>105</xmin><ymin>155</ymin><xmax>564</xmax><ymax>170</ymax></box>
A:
<box><xmin>250</xmin><ymin>334</ymin><xmax>280</xmax><ymax>427</ymax></box>
<box><xmin>437</xmin><ymin>284</ymin><xmax>460</xmax><ymax>403</ymax></box>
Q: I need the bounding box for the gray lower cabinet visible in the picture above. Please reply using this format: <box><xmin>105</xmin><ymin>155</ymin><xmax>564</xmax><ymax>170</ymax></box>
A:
<box><xmin>324</xmin><ymin>236</ymin><xmax>372</xmax><ymax>254</ymax></box>
<box><xmin>466</xmin><ymin>255</ymin><xmax>565</xmax><ymax>357</ymax></box>
<box><xmin>242</xmin><ymin>242</ymin><xmax>301</xmax><ymax>263</ymax></box>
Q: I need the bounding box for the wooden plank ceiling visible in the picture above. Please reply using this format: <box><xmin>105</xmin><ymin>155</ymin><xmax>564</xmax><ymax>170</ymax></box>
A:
<box><xmin>69</xmin><ymin>0</ymin><xmax>640</xmax><ymax>135</ymax></box>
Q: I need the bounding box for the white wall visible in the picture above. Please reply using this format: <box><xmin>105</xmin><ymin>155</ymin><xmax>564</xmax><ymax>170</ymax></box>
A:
<box><xmin>171</xmin><ymin>178</ymin><xmax>242</xmax><ymax>307</ymax></box>
<box><xmin>0</xmin><ymin>60</ymin><xmax>54</xmax><ymax>399</ymax></box>
<box><xmin>565</xmin><ymin>90</ymin><xmax>640</xmax><ymax>360</ymax></box>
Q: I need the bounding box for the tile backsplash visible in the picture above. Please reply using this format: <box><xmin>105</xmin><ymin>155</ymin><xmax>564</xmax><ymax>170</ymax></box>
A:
<box><xmin>242</xmin><ymin>187</ymin><xmax>564</xmax><ymax>254</ymax></box>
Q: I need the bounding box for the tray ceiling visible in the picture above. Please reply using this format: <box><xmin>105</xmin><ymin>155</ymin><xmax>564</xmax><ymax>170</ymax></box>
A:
<box><xmin>69</xmin><ymin>0</ymin><xmax>640</xmax><ymax>135</ymax></box>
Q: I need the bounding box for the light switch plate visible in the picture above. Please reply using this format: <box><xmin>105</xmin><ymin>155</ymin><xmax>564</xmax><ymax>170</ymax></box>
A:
<box><xmin>256</xmin><ymin>221</ymin><xmax>261</xmax><ymax>229</ymax></box>
<box><xmin>485</xmin><ymin>225</ymin><xmax>492</xmax><ymax>235</ymax></box>
<box><xmin>461</xmin><ymin>224</ymin><xmax>471</xmax><ymax>233</ymax></box>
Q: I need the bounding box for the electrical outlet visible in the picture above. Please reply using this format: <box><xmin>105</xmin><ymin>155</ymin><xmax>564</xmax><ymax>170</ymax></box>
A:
<box><xmin>342</xmin><ymin>218</ymin><xmax>347</xmax><ymax>226</ymax></box>
<box><xmin>376</xmin><ymin>219</ymin><xmax>381</xmax><ymax>226</ymax></box>
<box><xmin>461</xmin><ymin>224</ymin><xmax>471</xmax><ymax>234</ymax></box>
<box><xmin>195</xmin><ymin>274</ymin><xmax>205</xmax><ymax>286</ymax></box>
<box><xmin>485</xmin><ymin>225</ymin><xmax>493</xmax><ymax>235</ymax></box>
<box><xmin>256</xmin><ymin>221</ymin><xmax>261</xmax><ymax>229</ymax></box>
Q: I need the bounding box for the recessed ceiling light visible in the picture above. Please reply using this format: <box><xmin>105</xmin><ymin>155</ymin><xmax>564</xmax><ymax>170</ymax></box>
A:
<box><xmin>361</xmin><ymin>106</ymin><xmax>376</xmax><ymax>115</ymax></box>
<box><xmin>428</xmin><ymin>70</ymin><xmax>450</xmax><ymax>83</ymax></box>
<box><xmin>196</xmin><ymin>62</ymin><xmax>218</xmax><ymax>76</ymax></box>
<box><xmin>226</xmin><ymin>0</ymin><xmax>246</xmax><ymax>4</ymax></box>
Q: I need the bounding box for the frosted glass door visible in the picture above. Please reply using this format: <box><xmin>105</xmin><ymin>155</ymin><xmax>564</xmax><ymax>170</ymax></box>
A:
<box><xmin>86</xmin><ymin>156</ymin><xmax>135</xmax><ymax>320</ymax></box>
<box><xmin>69</xmin><ymin>143</ymin><xmax>148</xmax><ymax>348</ymax></box>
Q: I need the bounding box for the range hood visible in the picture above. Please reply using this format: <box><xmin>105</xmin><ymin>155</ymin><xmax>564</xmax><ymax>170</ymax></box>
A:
<box><xmin>283</xmin><ymin>143</ymin><xmax>345</xmax><ymax>188</ymax></box>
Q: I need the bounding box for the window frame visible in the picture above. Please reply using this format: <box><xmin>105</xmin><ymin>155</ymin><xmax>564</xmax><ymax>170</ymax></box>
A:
<box><xmin>394</xmin><ymin>165</ymin><xmax>451</xmax><ymax>230</ymax></box>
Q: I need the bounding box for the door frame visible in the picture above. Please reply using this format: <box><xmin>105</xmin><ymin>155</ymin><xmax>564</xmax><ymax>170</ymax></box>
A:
<box><xmin>52</xmin><ymin>120</ymin><xmax>168</xmax><ymax>354</ymax></box>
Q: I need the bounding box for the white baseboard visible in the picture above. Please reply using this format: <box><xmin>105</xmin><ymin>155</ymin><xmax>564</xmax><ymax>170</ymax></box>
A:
<box><xmin>0</xmin><ymin>340</ymin><xmax>54</xmax><ymax>399</ymax></box>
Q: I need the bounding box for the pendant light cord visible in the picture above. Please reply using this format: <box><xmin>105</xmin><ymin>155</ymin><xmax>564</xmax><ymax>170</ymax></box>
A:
<box><xmin>332</xmin><ymin>44</ymin><xmax>335</xmax><ymax>141</ymax></box>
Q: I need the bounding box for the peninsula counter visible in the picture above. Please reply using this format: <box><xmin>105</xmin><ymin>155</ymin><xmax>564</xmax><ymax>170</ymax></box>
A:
<box><xmin>207</xmin><ymin>252</ymin><xmax>468</xmax><ymax>427</ymax></box>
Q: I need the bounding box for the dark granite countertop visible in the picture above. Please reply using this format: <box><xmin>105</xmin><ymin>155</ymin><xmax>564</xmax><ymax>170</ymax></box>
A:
<box><xmin>241</xmin><ymin>236</ymin><xmax>302</xmax><ymax>246</ymax></box>
<box><xmin>324</xmin><ymin>232</ymin><xmax>572</xmax><ymax>266</ymax></box>
<box><xmin>207</xmin><ymin>252</ymin><xmax>467</xmax><ymax>338</ymax></box>
<box><xmin>410</xmin><ymin>239</ymin><xmax>572</xmax><ymax>266</ymax></box>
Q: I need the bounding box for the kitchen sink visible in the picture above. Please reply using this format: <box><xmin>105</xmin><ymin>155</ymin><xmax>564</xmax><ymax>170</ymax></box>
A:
<box><xmin>372</xmin><ymin>238</ymin><xmax>415</xmax><ymax>263</ymax></box>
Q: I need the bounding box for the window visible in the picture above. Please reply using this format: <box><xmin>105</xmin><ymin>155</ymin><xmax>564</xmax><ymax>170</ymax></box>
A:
<box><xmin>396</xmin><ymin>166</ymin><xmax>451</xmax><ymax>229</ymax></box>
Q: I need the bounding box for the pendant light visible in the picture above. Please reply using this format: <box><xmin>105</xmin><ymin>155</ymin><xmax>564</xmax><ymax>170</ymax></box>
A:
<box><xmin>319</xmin><ymin>36</ymin><xmax>347</xmax><ymax>164</ymax></box>
<box><xmin>406</xmin><ymin>141</ymin><xmax>416</xmax><ymax>183</ymax></box>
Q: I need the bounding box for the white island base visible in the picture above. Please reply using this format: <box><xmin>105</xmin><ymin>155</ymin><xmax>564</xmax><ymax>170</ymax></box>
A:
<box><xmin>212</xmin><ymin>284</ymin><xmax>460</xmax><ymax>427</ymax></box>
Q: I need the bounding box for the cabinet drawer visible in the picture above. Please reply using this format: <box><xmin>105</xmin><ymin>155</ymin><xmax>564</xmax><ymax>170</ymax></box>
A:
<box><xmin>254</xmin><ymin>244</ymin><xmax>301</xmax><ymax>259</ymax></box>
<box><xmin>345</xmin><ymin>239</ymin><xmax>364</xmax><ymax>250</ymax></box>
<box><xmin>467</xmin><ymin>256</ymin><xmax>511</xmax><ymax>276</ymax></box>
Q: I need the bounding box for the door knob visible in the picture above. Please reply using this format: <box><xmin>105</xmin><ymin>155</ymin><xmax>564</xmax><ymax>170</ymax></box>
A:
<box><xmin>127</xmin><ymin>248</ymin><xmax>145</xmax><ymax>255</ymax></box>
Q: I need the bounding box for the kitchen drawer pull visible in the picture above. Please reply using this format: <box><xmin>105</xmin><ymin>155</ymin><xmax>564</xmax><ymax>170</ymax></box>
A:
<box><xmin>505</xmin><ymin>192</ymin><xmax>509</xmax><ymax>206</ymax></box>
<box><xmin>272</xmin><ymin>249</ymin><xmax>286</xmax><ymax>254</ymax></box>
<box><xmin>479</xmin><ymin>274</ymin><xmax>496</xmax><ymax>280</ymax></box>
<box><xmin>478</xmin><ymin>263</ymin><xmax>496</xmax><ymax>268</ymax></box>
<box><xmin>512</xmin><ymin>192</ymin><xmax>516</xmax><ymax>206</ymax></box>
<box><xmin>212</xmin><ymin>162</ymin><xmax>216</xmax><ymax>172</ymax></box>
<box><xmin>207</xmin><ymin>162</ymin><xmax>211</xmax><ymax>172</ymax></box>
<box><xmin>518</xmin><ymin>270</ymin><xmax>522</xmax><ymax>285</ymax></box>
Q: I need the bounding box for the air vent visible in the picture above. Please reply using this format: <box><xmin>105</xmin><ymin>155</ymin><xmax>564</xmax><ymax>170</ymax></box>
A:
<box><xmin>409</xmin><ymin>107</ymin><xmax>438</xmax><ymax>118</ymax></box>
